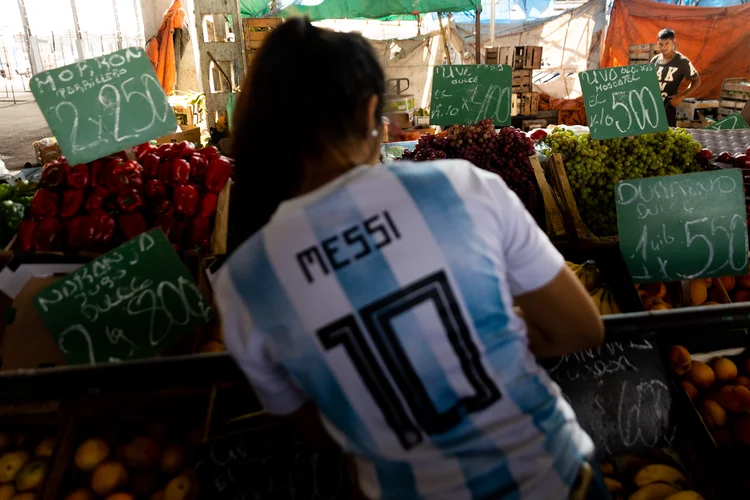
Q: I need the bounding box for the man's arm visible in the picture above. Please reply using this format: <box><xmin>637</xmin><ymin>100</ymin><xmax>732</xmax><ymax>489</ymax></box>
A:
<box><xmin>672</xmin><ymin>59</ymin><xmax>701</xmax><ymax>105</ymax></box>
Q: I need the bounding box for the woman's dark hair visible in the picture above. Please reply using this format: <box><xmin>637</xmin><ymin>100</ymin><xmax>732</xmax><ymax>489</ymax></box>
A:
<box><xmin>230</xmin><ymin>18</ymin><xmax>385</xmax><ymax>244</ymax></box>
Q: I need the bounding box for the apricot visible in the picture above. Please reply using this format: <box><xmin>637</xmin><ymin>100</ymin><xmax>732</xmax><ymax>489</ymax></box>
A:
<box><xmin>74</xmin><ymin>439</ymin><xmax>110</xmax><ymax>472</ymax></box>
<box><xmin>737</xmin><ymin>273</ymin><xmax>750</xmax><ymax>289</ymax></box>
<box><xmin>686</xmin><ymin>361</ymin><xmax>715</xmax><ymax>389</ymax></box>
<box><xmin>699</xmin><ymin>400</ymin><xmax>727</xmax><ymax>428</ymax></box>
<box><xmin>718</xmin><ymin>276</ymin><xmax>736</xmax><ymax>291</ymax></box>
<box><xmin>681</xmin><ymin>380</ymin><xmax>699</xmax><ymax>400</ymax></box>
<box><xmin>91</xmin><ymin>462</ymin><xmax>128</xmax><ymax>497</ymax></box>
<box><xmin>714</xmin><ymin>385</ymin><xmax>750</xmax><ymax>413</ymax></box>
<box><xmin>732</xmin><ymin>413</ymin><xmax>750</xmax><ymax>446</ymax></box>
<box><xmin>734</xmin><ymin>290</ymin><xmax>750</xmax><ymax>303</ymax></box>
<box><xmin>670</xmin><ymin>346</ymin><xmax>692</xmax><ymax>375</ymax></box>
<box><xmin>713</xmin><ymin>357</ymin><xmax>738</xmax><ymax>382</ymax></box>
<box><xmin>690</xmin><ymin>280</ymin><xmax>708</xmax><ymax>306</ymax></box>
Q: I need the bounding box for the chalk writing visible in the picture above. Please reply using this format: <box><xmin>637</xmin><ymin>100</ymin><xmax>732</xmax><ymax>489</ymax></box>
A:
<box><xmin>706</xmin><ymin>113</ymin><xmax>749</xmax><ymax>131</ymax></box>
<box><xmin>430</xmin><ymin>64</ymin><xmax>512</xmax><ymax>126</ymax></box>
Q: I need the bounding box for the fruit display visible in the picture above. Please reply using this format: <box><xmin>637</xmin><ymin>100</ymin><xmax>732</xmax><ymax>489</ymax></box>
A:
<box><xmin>402</xmin><ymin>120</ymin><xmax>540</xmax><ymax>213</ymax></box>
<box><xmin>542</xmin><ymin>128</ymin><xmax>703</xmax><ymax>235</ymax></box>
<box><xmin>599</xmin><ymin>455</ymin><xmax>705</xmax><ymax>500</ymax></box>
<box><xmin>17</xmin><ymin>143</ymin><xmax>232</xmax><ymax>254</ymax></box>
<box><xmin>687</xmin><ymin>129</ymin><xmax>750</xmax><ymax>158</ymax></box>
<box><xmin>0</xmin><ymin>427</ymin><xmax>57</xmax><ymax>499</ymax></box>
<box><xmin>0</xmin><ymin>180</ymin><xmax>37</xmax><ymax>247</ymax></box>
<box><xmin>60</xmin><ymin>415</ymin><xmax>203</xmax><ymax>500</ymax></box>
<box><xmin>638</xmin><ymin>273</ymin><xmax>750</xmax><ymax>311</ymax></box>
<box><xmin>567</xmin><ymin>260</ymin><xmax>623</xmax><ymax>315</ymax></box>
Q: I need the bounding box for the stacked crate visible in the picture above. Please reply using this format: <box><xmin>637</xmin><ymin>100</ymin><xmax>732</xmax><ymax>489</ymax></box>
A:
<box><xmin>243</xmin><ymin>17</ymin><xmax>282</xmax><ymax>69</ymax></box>
<box><xmin>719</xmin><ymin>78</ymin><xmax>750</xmax><ymax>119</ymax></box>
<box><xmin>486</xmin><ymin>46</ymin><xmax>542</xmax><ymax>117</ymax></box>
<box><xmin>628</xmin><ymin>44</ymin><xmax>659</xmax><ymax>65</ymax></box>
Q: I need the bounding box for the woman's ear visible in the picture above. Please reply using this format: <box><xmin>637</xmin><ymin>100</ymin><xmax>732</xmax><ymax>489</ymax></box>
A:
<box><xmin>365</xmin><ymin>95</ymin><xmax>381</xmax><ymax>134</ymax></box>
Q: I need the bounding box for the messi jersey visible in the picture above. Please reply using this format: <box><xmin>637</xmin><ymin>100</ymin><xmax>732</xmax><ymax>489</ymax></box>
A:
<box><xmin>214</xmin><ymin>160</ymin><xmax>594</xmax><ymax>500</ymax></box>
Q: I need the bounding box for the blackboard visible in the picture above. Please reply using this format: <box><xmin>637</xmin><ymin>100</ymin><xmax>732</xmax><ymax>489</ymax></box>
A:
<box><xmin>580</xmin><ymin>65</ymin><xmax>668</xmax><ymax>140</ymax></box>
<box><xmin>546</xmin><ymin>338</ymin><xmax>676</xmax><ymax>459</ymax></box>
<box><xmin>31</xmin><ymin>48</ymin><xmax>177</xmax><ymax>166</ymax></box>
<box><xmin>616</xmin><ymin>170</ymin><xmax>748</xmax><ymax>283</ymax></box>
<box><xmin>706</xmin><ymin>113</ymin><xmax>749</xmax><ymax>131</ymax></box>
<box><xmin>430</xmin><ymin>64</ymin><xmax>512</xmax><ymax>126</ymax></box>
<box><xmin>195</xmin><ymin>423</ymin><xmax>352</xmax><ymax>500</ymax></box>
<box><xmin>34</xmin><ymin>229</ymin><xmax>211</xmax><ymax>365</ymax></box>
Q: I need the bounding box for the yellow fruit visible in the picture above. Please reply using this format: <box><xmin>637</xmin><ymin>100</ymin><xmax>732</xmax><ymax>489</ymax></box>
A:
<box><xmin>570</xmin><ymin>260</ymin><xmax>600</xmax><ymax>291</ymax></box>
<box><xmin>634</xmin><ymin>464</ymin><xmax>687</xmax><ymax>488</ymax></box>
<box><xmin>686</xmin><ymin>361</ymin><xmax>715</xmax><ymax>389</ymax></box>
<box><xmin>669</xmin><ymin>345</ymin><xmax>691</xmax><ymax>375</ymax></box>
<box><xmin>712</xmin><ymin>357</ymin><xmax>738</xmax><ymax>382</ymax></box>
<box><xmin>74</xmin><ymin>439</ymin><xmax>110</xmax><ymax>472</ymax></box>
<box><xmin>0</xmin><ymin>452</ymin><xmax>29</xmax><ymax>483</ymax></box>
<box><xmin>124</xmin><ymin>437</ymin><xmax>160</xmax><ymax>470</ymax></box>
<box><xmin>65</xmin><ymin>489</ymin><xmax>94</xmax><ymax>500</ymax></box>
<box><xmin>164</xmin><ymin>475</ymin><xmax>192</xmax><ymax>500</ymax></box>
<box><xmin>628</xmin><ymin>482</ymin><xmax>681</xmax><ymax>500</ymax></box>
<box><xmin>604</xmin><ymin>477</ymin><xmax>623</xmax><ymax>493</ymax></box>
<box><xmin>90</xmin><ymin>462</ymin><xmax>128</xmax><ymax>497</ymax></box>
<box><xmin>690</xmin><ymin>280</ymin><xmax>708</xmax><ymax>306</ymax></box>
<box><xmin>665</xmin><ymin>492</ymin><xmax>704</xmax><ymax>500</ymax></box>
<box><xmin>15</xmin><ymin>461</ymin><xmax>46</xmax><ymax>492</ymax></box>
<box><xmin>159</xmin><ymin>444</ymin><xmax>186</xmax><ymax>475</ymax></box>
<box><xmin>0</xmin><ymin>484</ymin><xmax>15</xmax><ymax>500</ymax></box>
<box><xmin>33</xmin><ymin>439</ymin><xmax>54</xmax><ymax>459</ymax></box>
<box><xmin>713</xmin><ymin>385</ymin><xmax>750</xmax><ymax>413</ymax></box>
<box><xmin>699</xmin><ymin>400</ymin><xmax>727</xmax><ymax>429</ymax></box>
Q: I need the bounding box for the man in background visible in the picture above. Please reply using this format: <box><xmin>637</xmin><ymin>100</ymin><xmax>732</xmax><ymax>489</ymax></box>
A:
<box><xmin>651</xmin><ymin>28</ymin><xmax>702</xmax><ymax>127</ymax></box>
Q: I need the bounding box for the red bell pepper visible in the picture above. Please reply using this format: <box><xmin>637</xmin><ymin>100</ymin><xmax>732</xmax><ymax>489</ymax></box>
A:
<box><xmin>30</xmin><ymin>189</ymin><xmax>59</xmax><ymax>221</ymax></box>
<box><xmin>85</xmin><ymin>186</ymin><xmax>111</xmax><ymax>215</ymax></box>
<box><xmin>199</xmin><ymin>192</ymin><xmax>218</xmax><ymax>218</ymax></box>
<box><xmin>206</xmin><ymin>156</ymin><xmax>232</xmax><ymax>194</ymax></box>
<box><xmin>93</xmin><ymin>214</ymin><xmax>115</xmax><ymax>244</ymax></box>
<box><xmin>60</xmin><ymin>189</ymin><xmax>84</xmax><ymax>218</ymax></box>
<box><xmin>17</xmin><ymin>221</ymin><xmax>37</xmax><ymax>253</ymax></box>
<box><xmin>154</xmin><ymin>213</ymin><xmax>176</xmax><ymax>239</ymax></box>
<box><xmin>67</xmin><ymin>215</ymin><xmax>96</xmax><ymax>248</ymax></box>
<box><xmin>102</xmin><ymin>158</ymin><xmax>122</xmax><ymax>192</ymax></box>
<box><xmin>33</xmin><ymin>217</ymin><xmax>62</xmax><ymax>252</ymax></box>
<box><xmin>173</xmin><ymin>185</ymin><xmax>199</xmax><ymax>217</ymax></box>
<box><xmin>197</xmin><ymin>146</ymin><xmax>220</xmax><ymax>162</ymax></box>
<box><xmin>89</xmin><ymin>160</ymin><xmax>103</xmax><ymax>188</ymax></box>
<box><xmin>66</xmin><ymin>163</ymin><xmax>90</xmax><ymax>189</ymax></box>
<box><xmin>144</xmin><ymin>179</ymin><xmax>167</xmax><ymax>204</ymax></box>
<box><xmin>190</xmin><ymin>217</ymin><xmax>212</xmax><ymax>249</ymax></box>
<box><xmin>117</xmin><ymin>192</ymin><xmax>145</xmax><ymax>213</ymax></box>
<box><xmin>119</xmin><ymin>213</ymin><xmax>147</xmax><ymax>240</ymax></box>
<box><xmin>113</xmin><ymin>160</ymin><xmax>144</xmax><ymax>195</ymax></box>
<box><xmin>173</xmin><ymin>140</ymin><xmax>196</xmax><ymax>159</ymax></box>
<box><xmin>153</xmin><ymin>200</ymin><xmax>173</xmax><ymax>215</ymax></box>
<box><xmin>188</xmin><ymin>154</ymin><xmax>209</xmax><ymax>182</ymax></box>
<box><xmin>168</xmin><ymin>159</ymin><xmax>191</xmax><ymax>186</ymax></box>
<box><xmin>170</xmin><ymin>219</ymin><xmax>189</xmax><ymax>250</ymax></box>
<box><xmin>141</xmin><ymin>153</ymin><xmax>161</xmax><ymax>179</ymax></box>
<box><xmin>40</xmin><ymin>161</ymin><xmax>66</xmax><ymax>188</ymax></box>
<box><xmin>135</xmin><ymin>143</ymin><xmax>156</xmax><ymax>161</ymax></box>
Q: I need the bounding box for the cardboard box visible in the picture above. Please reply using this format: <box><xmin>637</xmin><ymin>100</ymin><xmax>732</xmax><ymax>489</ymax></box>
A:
<box><xmin>384</xmin><ymin>95</ymin><xmax>415</xmax><ymax>113</ymax></box>
<box><xmin>155</xmin><ymin>126</ymin><xmax>201</xmax><ymax>145</ymax></box>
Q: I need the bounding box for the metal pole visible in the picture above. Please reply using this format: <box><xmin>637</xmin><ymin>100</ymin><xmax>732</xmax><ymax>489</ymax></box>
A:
<box><xmin>16</xmin><ymin>0</ymin><xmax>41</xmax><ymax>75</ymax></box>
<box><xmin>132</xmin><ymin>0</ymin><xmax>144</xmax><ymax>45</ymax></box>
<box><xmin>490</xmin><ymin>0</ymin><xmax>496</xmax><ymax>47</ymax></box>
<box><xmin>437</xmin><ymin>12</ymin><xmax>452</xmax><ymax>65</ymax></box>
<box><xmin>111</xmin><ymin>0</ymin><xmax>124</xmax><ymax>50</ymax></box>
<box><xmin>68</xmin><ymin>0</ymin><xmax>86</xmax><ymax>60</ymax></box>
<box><xmin>475</xmin><ymin>7</ymin><xmax>481</xmax><ymax>64</ymax></box>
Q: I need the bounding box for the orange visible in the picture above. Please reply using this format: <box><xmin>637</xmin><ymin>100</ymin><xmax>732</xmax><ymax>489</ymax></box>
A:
<box><xmin>713</xmin><ymin>357</ymin><xmax>738</xmax><ymax>382</ymax></box>
<box><xmin>681</xmin><ymin>380</ymin><xmax>698</xmax><ymax>400</ymax></box>
<box><xmin>699</xmin><ymin>400</ymin><xmax>727</xmax><ymax>428</ymax></box>
<box><xmin>686</xmin><ymin>361</ymin><xmax>715</xmax><ymax>389</ymax></box>
<box><xmin>689</xmin><ymin>280</ymin><xmax>708</xmax><ymax>306</ymax></box>
<box><xmin>669</xmin><ymin>345</ymin><xmax>691</xmax><ymax>375</ymax></box>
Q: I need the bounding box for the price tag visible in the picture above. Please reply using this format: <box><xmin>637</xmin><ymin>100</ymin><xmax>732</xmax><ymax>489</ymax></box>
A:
<box><xmin>430</xmin><ymin>65</ymin><xmax>512</xmax><ymax>126</ymax></box>
<box><xmin>580</xmin><ymin>65</ymin><xmax>669</xmax><ymax>140</ymax></box>
<box><xmin>31</xmin><ymin>48</ymin><xmax>178</xmax><ymax>166</ymax></box>
<box><xmin>34</xmin><ymin>230</ymin><xmax>211</xmax><ymax>365</ymax></box>
<box><xmin>616</xmin><ymin>170</ymin><xmax>749</xmax><ymax>283</ymax></box>
<box><xmin>706</xmin><ymin>113</ymin><xmax>749</xmax><ymax>131</ymax></box>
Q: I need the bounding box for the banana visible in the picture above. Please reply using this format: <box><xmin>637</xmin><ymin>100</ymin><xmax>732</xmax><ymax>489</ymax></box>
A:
<box><xmin>589</xmin><ymin>288</ymin><xmax>607</xmax><ymax>314</ymax></box>
<box><xmin>665</xmin><ymin>492</ymin><xmax>704</xmax><ymax>500</ymax></box>
<box><xmin>567</xmin><ymin>260</ymin><xmax>601</xmax><ymax>291</ymax></box>
<box><xmin>599</xmin><ymin>288</ymin><xmax>613</xmax><ymax>315</ymax></box>
<box><xmin>628</xmin><ymin>483</ymin><xmax>681</xmax><ymax>500</ymax></box>
<box><xmin>604</xmin><ymin>477</ymin><xmax>623</xmax><ymax>493</ymax></box>
<box><xmin>608</xmin><ymin>290</ymin><xmax>622</xmax><ymax>314</ymax></box>
<box><xmin>634</xmin><ymin>464</ymin><xmax>687</xmax><ymax>488</ymax></box>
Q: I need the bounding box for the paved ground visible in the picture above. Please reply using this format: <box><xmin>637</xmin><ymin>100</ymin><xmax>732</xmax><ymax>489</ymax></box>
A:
<box><xmin>0</xmin><ymin>77</ymin><xmax>52</xmax><ymax>170</ymax></box>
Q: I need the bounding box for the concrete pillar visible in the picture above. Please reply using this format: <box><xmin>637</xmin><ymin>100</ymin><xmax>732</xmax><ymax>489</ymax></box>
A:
<box><xmin>16</xmin><ymin>0</ymin><xmax>42</xmax><ymax>74</ymax></box>
<box><xmin>140</xmin><ymin>0</ymin><xmax>173</xmax><ymax>40</ymax></box>
<box><xmin>68</xmin><ymin>0</ymin><xmax>87</xmax><ymax>61</ymax></box>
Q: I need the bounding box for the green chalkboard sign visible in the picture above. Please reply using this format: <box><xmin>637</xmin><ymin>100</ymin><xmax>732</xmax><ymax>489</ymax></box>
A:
<box><xmin>34</xmin><ymin>230</ymin><xmax>211</xmax><ymax>365</ymax></box>
<box><xmin>706</xmin><ymin>113</ymin><xmax>749</xmax><ymax>131</ymax></box>
<box><xmin>430</xmin><ymin>64</ymin><xmax>512</xmax><ymax>126</ymax></box>
<box><xmin>616</xmin><ymin>170</ymin><xmax>749</xmax><ymax>284</ymax></box>
<box><xmin>581</xmin><ymin>65</ymin><xmax>669</xmax><ymax>140</ymax></box>
<box><xmin>31</xmin><ymin>48</ymin><xmax>177</xmax><ymax>166</ymax></box>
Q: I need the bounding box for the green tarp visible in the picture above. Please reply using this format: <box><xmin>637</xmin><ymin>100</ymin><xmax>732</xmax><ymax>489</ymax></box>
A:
<box><xmin>240</xmin><ymin>0</ymin><xmax>481</xmax><ymax>20</ymax></box>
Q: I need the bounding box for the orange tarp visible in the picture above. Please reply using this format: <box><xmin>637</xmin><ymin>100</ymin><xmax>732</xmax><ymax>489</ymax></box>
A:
<box><xmin>601</xmin><ymin>0</ymin><xmax>750</xmax><ymax>99</ymax></box>
<box><xmin>145</xmin><ymin>0</ymin><xmax>186</xmax><ymax>95</ymax></box>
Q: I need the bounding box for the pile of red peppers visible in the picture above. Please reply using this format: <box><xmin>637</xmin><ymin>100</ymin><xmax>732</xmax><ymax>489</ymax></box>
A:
<box><xmin>18</xmin><ymin>141</ymin><xmax>232</xmax><ymax>253</ymax></box>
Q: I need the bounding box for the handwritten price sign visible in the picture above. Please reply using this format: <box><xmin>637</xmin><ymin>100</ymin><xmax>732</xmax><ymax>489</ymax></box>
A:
<box><xmin>616</xmin><ymin>169</ymin><xmax>749</xmax><ymax>284</ymax></box>
<box><xmin>580</xmin><ymin>65</ymin><xmax>668</xmax><ymax>140</ymax></box>
<box><xmin>706</xmin><ymin>113</ymin><xmax>749</xmax><ymax>131</ymax></box>
<box><xmin>34</xmin><ymin>230</ymin><xmax>211</xmax><ymax>365</ymax></box>
<box><xmin>430</xmin><ymin>65</ymin><xmax>512</xmax><ymax>126</ymax></box>
<box><xmin>31</xmin><ymin>48</ymin><xmax>177</xmax><ymax>166</ymax></box>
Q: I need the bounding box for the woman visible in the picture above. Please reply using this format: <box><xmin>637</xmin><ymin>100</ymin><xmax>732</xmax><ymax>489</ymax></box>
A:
<box><xmin>214</xmin><ymin>18</ymin><xmax>607</xmax><ymax>500</ymax></box>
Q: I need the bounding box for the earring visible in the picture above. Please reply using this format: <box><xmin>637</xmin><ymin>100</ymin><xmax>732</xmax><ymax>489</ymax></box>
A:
<box><xmin>371</xmin><ymin>130</ymin><xmax>380</xmax><ymax>138</ymax></box>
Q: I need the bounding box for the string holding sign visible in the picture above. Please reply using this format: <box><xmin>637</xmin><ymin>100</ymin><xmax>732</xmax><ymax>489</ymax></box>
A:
<box><xmin>31</xmin><ymin>48</ymin><xmax>178</xmax><ymax>166</ymax></box>
<box><xmin>430</xmin><ymin>65</ymin><xmax>512</xmax><ymax>127</ymax></box>
<box><xmin>580</xmin><ymin>65</ymin><xmax>669</xmax><ymax>141</ymax></box>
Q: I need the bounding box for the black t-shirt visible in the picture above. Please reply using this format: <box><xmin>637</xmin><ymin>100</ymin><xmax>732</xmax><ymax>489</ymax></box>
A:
<box><xmin>651</xmin><ymin>52</ymin><xmax>699</xmax><ymax>102</ymax></box>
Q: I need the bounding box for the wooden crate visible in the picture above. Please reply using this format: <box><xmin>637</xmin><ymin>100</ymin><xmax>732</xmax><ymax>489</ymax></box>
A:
<box><xmin>489</xmin><ymin>46</ymin><xmax>542</xmax><ymax>69</ymax></box>
<box><xmin>530</xmin><ymin>155</ymin><xmax>567</xmax><ymax>240</ymax></box>
<box><xmin>512</xmin><ymin>69</ymin><xmax>532</xmax><ymax>93</ymax></box>
<box><xmin>628</xmin><ymin>43</ymin><xmax>658</xmax><ymax>65</ymax></box>
<box><xmin>511</xmin><ymin>92</ymin><xmax>539</xmax><ymax>117</ymax></box>
<box><xmin>719</xmin><ymin>78</ymin><xmax>750</xmax><ymax>118</ymax></box>
<box><xmin>485</xmin><ymin>47</ymin><xmax>500</xmax><ymax>65</ymax></box>
<box><xmin>521</xmin><ymin>46</ymin><xmax>543</xmax><ymax>70</ymax></box>
<box><xmin>242</xmin><ymin>17</ymin><xmax>282</xmax><ymax>69</ymax></box>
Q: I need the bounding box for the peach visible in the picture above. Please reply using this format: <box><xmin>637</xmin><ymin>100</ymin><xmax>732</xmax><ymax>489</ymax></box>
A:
<box><xmin>681</xmin><ymin>380</ymin><xmax>698</xmax><ymax>400</ymax></box>
<box><xmin>690</xmin><ymin>280</ymin><xmax>708</xmax><ymax>306</ymax></box>
<box><xmin>714</xmin><ymin>385</ymin><xmax>750</xmax><ymax>413</ymax></box>
<box><xmin>686</xmin><ymin>361</ymin><xmax>715</xmax><ymax>389</ymax></box>
<box><xmin>713</xmin><ymin>357</ymin><xmax>738</xmax><ymax>382</ymax></box>
<box><xmin>699</xmin><ymin>400</ymin><xmax>727</xmax><ymax>428</ymax></box>
<box><xmin>718</xmin><ymin>276</ymin><xmax>736</xmax><ymax>292</ymax></box>
<box><xmin>91</xmin><ymin>462</ymin><xmax>128</xmax><ymax>497</ymax></box>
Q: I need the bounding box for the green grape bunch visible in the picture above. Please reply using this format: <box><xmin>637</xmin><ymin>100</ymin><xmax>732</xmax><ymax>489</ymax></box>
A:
<box><xmin>541</xmin><ymin>128</ymin><xmax>703</xmax><ymax>235</ymax></box>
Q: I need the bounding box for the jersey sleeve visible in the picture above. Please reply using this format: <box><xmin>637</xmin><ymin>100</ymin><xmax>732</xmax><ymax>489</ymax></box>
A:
<box><xmin>480</xmin><ymin>170</ymin><xmax>565</xmax><ymax>296</ymax></box>
<box><xmin>682</xmin><ymin>56</ymin><xmax>699</xmax><ymax>80</ymax></box>
<box><xmin>213</xmin><ymin>266</ymin><xmax>308</xmax><ymax>415</ymax></box>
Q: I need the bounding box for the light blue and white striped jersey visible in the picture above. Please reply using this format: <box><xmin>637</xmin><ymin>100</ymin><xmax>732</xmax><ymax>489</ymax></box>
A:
<box><xmin>214</xmin><ymin>160</ymin><xmax>594</xmax><ymax>500</ymax></box>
